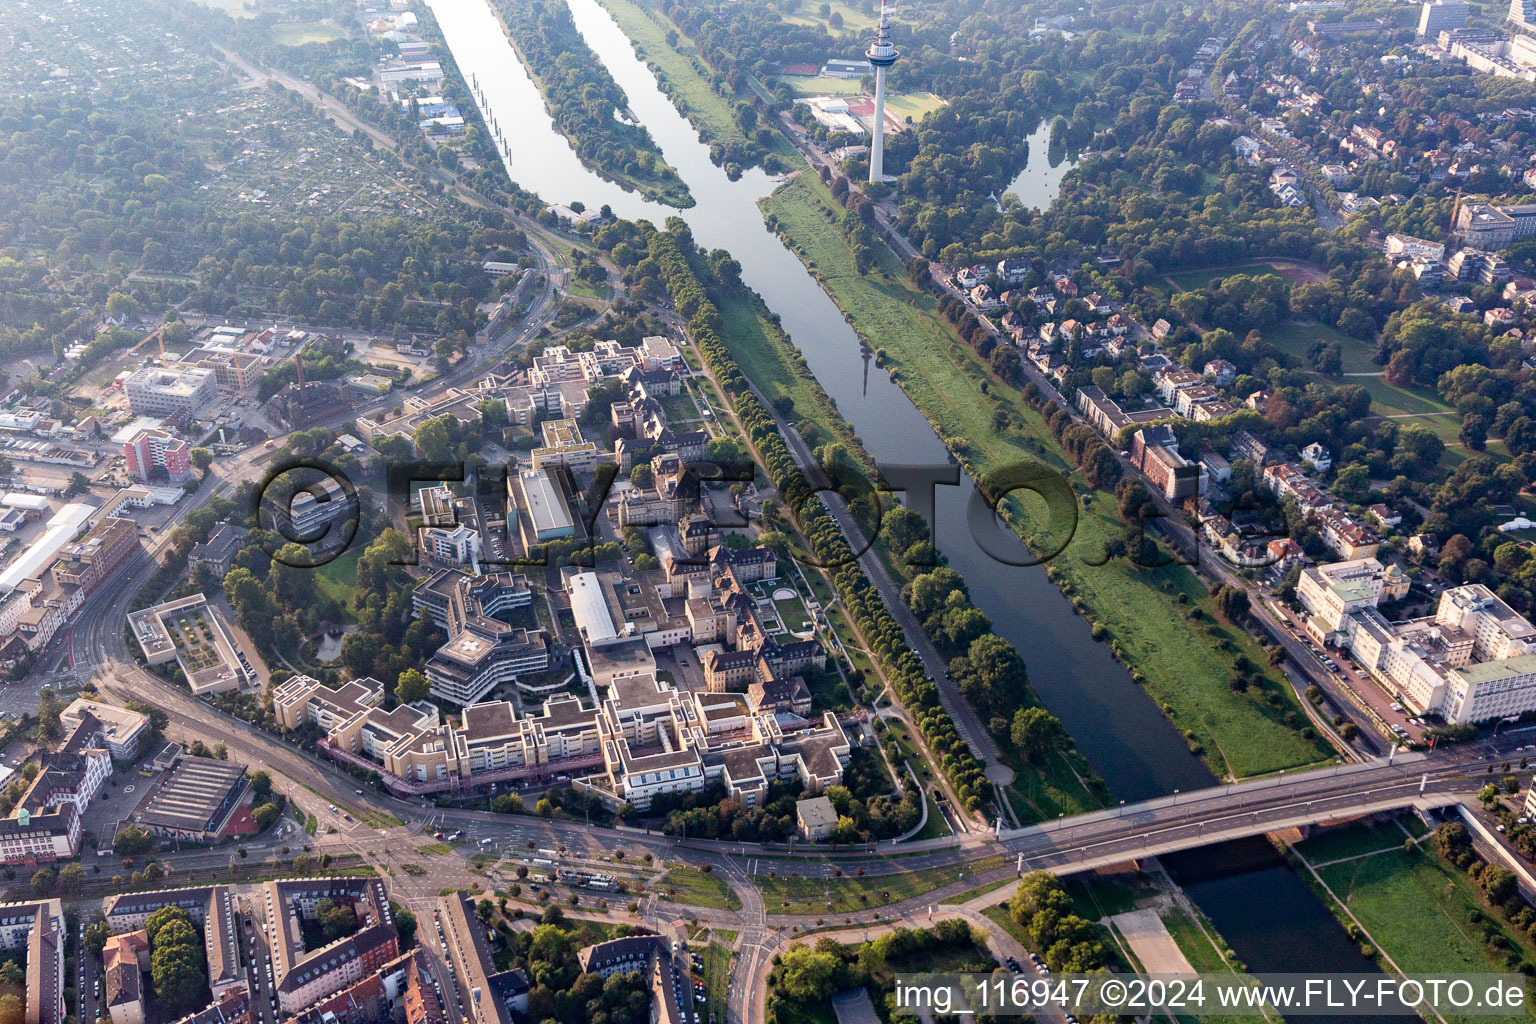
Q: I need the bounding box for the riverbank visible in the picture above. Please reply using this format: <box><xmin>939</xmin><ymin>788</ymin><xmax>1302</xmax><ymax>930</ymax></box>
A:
<box><xmin>485</xmin><ymin>0</ymin><xmax>694</xmax><ymax>207</ymax></box>
<box><xmin>1291</xmin><ymin>819</ymin><xmax>1536</xmax><ymax>1024</ymax></box>
<box><xmin>1063</xmin><ymin>873</ymin><xmax>1271</xmax><ymax>1024</ymax></box>
<box><xmin>595</xmin><ymin>0</ymin><xmax>753</xmax><ymax>156</ymax></box>
<box><xmin>695</xmin><ymin>250</ymin><xmax>1105</xmax><ymax>822</ymax></box>
<box><xmin>760</xmin><ymin>170</ymin><xmax>1332</xmax><ymax>782</ymax></box>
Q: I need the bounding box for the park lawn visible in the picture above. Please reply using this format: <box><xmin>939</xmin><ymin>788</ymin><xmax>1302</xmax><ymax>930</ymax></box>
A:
<box><xmin>1064</xmin><ymin>875</ymin><xmax>1159</xmax><ymax>919</ymax></box>
<box><xmin>1349</xmin><ymin>373</ymin><xmax>1452</xmax><ymax>417</ymax></box>
<box><xmin>938</xmin><ymin>877</ymin><xmax>1012</xmax><ymax>904</ymax></box>
<box><xmin>1294</xmin><ymin>820</ymin><xmax>1413</xmax><ymax>865</ymax></box>
<box><xmin>913</xmin><ymin>789</ymin><xmax>952</xmax><ymax>840</ymax></box>
<box><xmin>195</xmin><ymin>0</ymin><xmax>258</xmax><ymax>15</ymax></box>
<box><xmin>1382</xmin><ymin>411</ymin><xmax>1462</xmax><ymax>442</ymax></box>
<box><xmin>1308</xmin><ymin>848</ymin><xmax>1536</xmax><ymax>1023</ymax></box>
<box><xmin>756</xmin><ymin>855</ymin><xmax>1007</xmax><ymax>913</ymax></box>
<box><xmin>1004</xmin><ymin>748</ymin><xmax>1102</xmax><ymax>823</ymax></box>
<box><xmin>314</xmin><ymin>549</ymin><xmax>361</xmax><ymax>610</ymax></box>
<box><xmin>882</xmin><ymin>92</ymin><xmax>946</xmax><ymax>123</ymax></box>
<box><xmin>779</xmin><ymin>0</ymin><xmax>882</xmax><ymax>33</ymax></box>
<box><xmin>1165</xmin><ymin>264</ymin><xmax>1296</xmax><ymax>292</ymax></box>
<box><xmin>270</xmin><ymin>22</ymin><xmax>346</xmax><ymax>45</ymax></box>
<box><xmin>983</xmin><ymin>904</ymin><xmax>1033</xmax><ymax>949</ymax></box>
<box><xmin>598</xmin><ymin>0</ymin><xmax>752</xmax><ymax>151</ymax></box>
<box><xmin>762</xmin><ymin>171</ymin><xmax>1332</xmax><ymax>781</ymax></box>
<box><xmin>1265</xmin><ymin>319</ymin><xmax>1378</xmax><ymax>374</ymax></box>
<box><xmin>660</xmin><ymin>866</ymin><xmax>741</xmax><ymax>910</ymax></box>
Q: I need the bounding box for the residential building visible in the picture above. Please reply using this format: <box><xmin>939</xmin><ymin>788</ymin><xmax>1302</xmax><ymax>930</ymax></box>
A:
<box><xmin>0</xmin><ymin>900</ymin><xmax>63</xmax><ymax>1024</ymax></box>
<box><xmin>262</xmin><ymin>878</ymin><xmax>399</xmax><ymax>1015</ymax></box>
<box><xmin>1300</xmin><ymin>442</ymin><xmax>1332</xmax><ymax>472</ymax></box>
<box><xmin>50</xmin><ymin>517</ymin><xmax>139</xmax><ymax>597</ymax></box>
<box><xmin>436</xmin><ymin>894</ymin><xmax>528</xmax><ymax>1024</ymax></box>
<box><xmin>1420</xmin><ymin>0</ymin><xmax>1468</xmax><ymax>34</ymax></box>
<box><xmin>123</xmin><ymin>429</ymin><xmax>191</xmax><ymax>485</ymax></box>
<box><xmin>1129</xmin><ymin>427</ymin><xmax>1199</xmax><ymax>501</ymax></box>
<box><xmin>796</xmin><ymin>795</ymin><xmax>838</xmax><ymax>840</ymax></box>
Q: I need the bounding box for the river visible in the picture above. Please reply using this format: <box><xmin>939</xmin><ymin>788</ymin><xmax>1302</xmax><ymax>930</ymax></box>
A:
<box><xmin>425</xmin><ymin>0</ymin><xmax>1396</xmax><ymax>989</ymax></box>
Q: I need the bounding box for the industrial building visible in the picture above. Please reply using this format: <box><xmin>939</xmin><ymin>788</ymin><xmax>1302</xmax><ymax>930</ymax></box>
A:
<box><xmin>122</xmin><ymin>757</ymin><xmax>250</xmax><ymax>841</ymax></box>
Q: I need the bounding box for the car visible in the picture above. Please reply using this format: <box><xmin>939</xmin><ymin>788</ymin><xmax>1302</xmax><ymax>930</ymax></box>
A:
<box><xmin>1034</xmin><ymin>964</ymin><xmax>1049</xmax><ymax>974</ymax></box>
<box><xmin>355</xmin><ymin>789</ymin><xmax>364</xmax><ymax>796</ymax></box>
<box><xmin>1390</xmin><ymin>702</ymin><xmax>1404</xmax><ymax>712</ymax></box>
<box><xmin>1498</xmin><ymin>824</ymin><xmax>1507</xmax><ymax>833</ymax></box>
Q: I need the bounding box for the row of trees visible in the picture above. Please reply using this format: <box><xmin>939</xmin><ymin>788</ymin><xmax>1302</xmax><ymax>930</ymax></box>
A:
<box><xmin>641</xmin><ymin>223</ymin><xmax>993</xmax><ymax>813</ymax></box>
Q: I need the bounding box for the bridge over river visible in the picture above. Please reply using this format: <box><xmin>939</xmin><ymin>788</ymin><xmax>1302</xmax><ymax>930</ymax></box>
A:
<box><xmin>997</xmin><ymin>750</ymin><xmax>1491</xmax><ymax>875</ymax></box>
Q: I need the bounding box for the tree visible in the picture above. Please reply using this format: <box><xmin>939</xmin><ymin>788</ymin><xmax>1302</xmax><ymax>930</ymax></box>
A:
<box><xmin>190</xmin><ymin>448</ymin><xmax>214</xmax><ymax>474</ymax></box>
<box><xmin>57</xmin><ymin>862</ymin><xmax>85</xmax><ymax>897</ymax></box>
<box><xmin>29</xmin><ymin>868</ymin><xmax>54</xmax><ymax>897</ymax></box>
<box><xmin>252</xmin><ymin>771</ymin><xmax>273</xmax><ymax>800</ymax></box>
<box><xmin>252</xmin><ymin>803</ymin><xmax>280</xmax><ymax>831</ymax></box>
<box><xmin>36</xmin><ymin>689</ymin><xmax>60</xmax><ymax>742</ymax></box>
<box><xmin>114</xmin><ymin>826</ymin><xmax>155</xmax><ymax>857</ymax></box>
<box><xmin>1211</xmin><ymin>584</ymin><xmax>1250</xmax><ymax>623</ymax></box>
<box><xmin>775</xmin><ymin>946</ymin><xmax>842</xmax><ymax>1003</ymax></box>
<box><xmin>84</xmin><ymin>921</ymin><xmax>110</xmax><ymax>958</ymax></box>
<box><xmin>0</xmin><ymin>994</ymin><xmax>21</xmax><ymax>1024</ymax></box>
<box><xmin>150</xmin><ymin>911</ymin><xmax>207</xmax><ymax>1015</ymax></box>
<box><xmin>477</xmin><ymin>898</ymin><xmax>495</xmax><ymax>923</ymax></box>
<box><xmin>392</xmin><ymin>905</ymin><xmax>417</xmax><ymax>948</ymax></box>
<box><xmin>1480</xmin><ymin>864</ymin><xmax>1518</xmax><ymax>906</ymax></box>
<box><xmin>1010</xmin><ymin>707</ymin><xmax>1068</xmax><ymax>764</ymax></box>
<box><xmin>395</xmin><ymin>668</ymin><xmax>431</xmax><ymax>706</ymax></box>
<box><xmin>65</xmin><ymin>472</ymin><xmax>92</xmax><ymax>497</ymax></box>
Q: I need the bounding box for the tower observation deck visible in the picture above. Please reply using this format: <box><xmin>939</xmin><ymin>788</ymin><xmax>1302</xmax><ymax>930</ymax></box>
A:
<box><xmin>866</xmin><ymin>0</ymin><xmax>899</xmax><ymax>182</ymax></box>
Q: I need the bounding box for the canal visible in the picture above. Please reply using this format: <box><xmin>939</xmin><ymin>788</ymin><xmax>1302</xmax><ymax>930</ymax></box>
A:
<box><xmin>425</xmin><ymin>0</ymin><xmax>1400</xmax><ymax>994</ymax></box>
